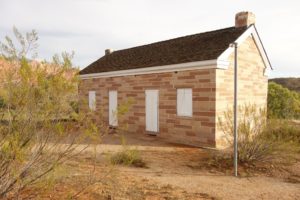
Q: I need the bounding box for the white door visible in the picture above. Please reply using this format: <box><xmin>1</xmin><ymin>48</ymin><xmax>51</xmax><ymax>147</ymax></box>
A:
<box><xmin>109</xmin><ymin>90</ymin><xmax>118</xmax><ymax>126</ymax></box>
<box><xmin>145</xmin><ymin>90</ymin><xmax>159</xmax><ymax>133</ymax></box>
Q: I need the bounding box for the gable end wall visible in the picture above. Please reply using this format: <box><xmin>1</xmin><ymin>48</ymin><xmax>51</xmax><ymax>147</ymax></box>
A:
<box><xmin>215</xmin><ymin>36</ymin><xmax>268</xmax><ymax>148</ymax></box>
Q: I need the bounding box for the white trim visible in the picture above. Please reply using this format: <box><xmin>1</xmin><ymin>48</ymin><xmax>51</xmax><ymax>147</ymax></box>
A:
<box><xmin>80</xmin><ymin>59</ymin><xmax>224</xmax><ymax>79</ymax></box>
<box><xmin>218</xmin><ymin>27</ymin><xmax>254</xmax><ymax>61</ymax></box>
<box><xmin>263</xmin><ymin>67</ymin><xmax>270</xmax><ymax>77</ymax></box>
<box><xmin>251</xmin><ymin>28</ymin><xmax>272</xmax><ymax>70</ymax></box>
<box><xmin>218</xmin><ymin>25</ymin><xmax>272</xmax><ymax>70</ymax></box>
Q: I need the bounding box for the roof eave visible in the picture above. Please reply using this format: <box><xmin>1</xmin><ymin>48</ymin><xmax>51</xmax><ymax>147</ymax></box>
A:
<box><xmin>79</xmin><ymin>59</ymin><xmax>229</xmax><ymax>79</ymax></box>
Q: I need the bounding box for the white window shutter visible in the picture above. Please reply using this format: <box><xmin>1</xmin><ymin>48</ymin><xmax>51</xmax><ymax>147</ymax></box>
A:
<box><xmin>88</xmin><ymin>91</ymin><xmax>96</xmax><ymax>111</ymax></box>
<box><xmin>177</xmin><ymin>88</ymin><xmax>192</xmax><ymax>117</ymax></box>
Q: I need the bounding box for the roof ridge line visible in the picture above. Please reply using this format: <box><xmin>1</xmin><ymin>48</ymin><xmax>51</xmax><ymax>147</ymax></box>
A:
<box><xmin>111</xmin><ymin>26</ymin><xmax>240</xmax><ymax>53</ymax></box>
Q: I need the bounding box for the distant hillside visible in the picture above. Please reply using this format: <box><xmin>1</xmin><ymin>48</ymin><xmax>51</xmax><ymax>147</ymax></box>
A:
<box><xmin>269</xmin><ymin>78</ymin><xmax>300</xmax><ymax>93</ymax></box>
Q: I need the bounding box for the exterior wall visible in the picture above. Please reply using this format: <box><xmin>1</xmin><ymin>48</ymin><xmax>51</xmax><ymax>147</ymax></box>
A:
<box><xmin>79</xmin><ymin>68</ymin><xmax>217</xmax><ymax>147</ymax></box>
<box><xmin>215</xmin><ymin>36</ymin><xmax>268</xmax><ymax>147</ymax></box>
<box><xmin>79</xmin><ymin>36</ymin><xmax>268</xmax><ymax>148</ymax></box>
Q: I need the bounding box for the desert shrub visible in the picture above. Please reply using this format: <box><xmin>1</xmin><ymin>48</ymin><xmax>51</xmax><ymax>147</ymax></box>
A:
<box><xmin>110</xmin><ymin>149</ymin><xmax>146</xmax><ymax>167</ymax></box>
<box><xmin>218</xmin><ymin>104</ymin><xmax>300</xmax><ymax>167</ymax></box>
<box><xmin>0</xmin><ymin>28</ymin><xmax>104</xmax><ymax>198</ymax></box>
<box><xmin>110</xmin><ymin>137</ymin><xmax>146</xmax><ymax>168</ymax></box>
<box><xmin>268</xmin><ymin>82</ymin><xmax>300</xmax><ymax>119</ymax></box>
<box><xmin>219</xmin><ymin>105</ymin><xmax>284</xmax><ymax>164</ymax></box>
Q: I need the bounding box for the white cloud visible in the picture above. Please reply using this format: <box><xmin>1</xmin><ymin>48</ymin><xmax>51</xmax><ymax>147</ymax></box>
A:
<box><xmin>0</xmin><ymin>0</ymin><xmax>299</xmax><ymax>78</ymax></box>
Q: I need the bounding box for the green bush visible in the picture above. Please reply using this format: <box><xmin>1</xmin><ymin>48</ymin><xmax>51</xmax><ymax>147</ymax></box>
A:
<box><xmin>268</xmin><ymin>82</ymin><xmax>300</xmax><ymax>119</ymax></box>
<box><xmin>269</xmin><ymin>78</ymin><xmax>300</xmax><ymax>93</ymax></box>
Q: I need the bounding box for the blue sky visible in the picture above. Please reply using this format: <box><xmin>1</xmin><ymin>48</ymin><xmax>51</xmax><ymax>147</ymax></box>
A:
<box><xmin>0</xmin><ymin>0</ymin><xmax>299</xmax><ymax>78</ymax></box>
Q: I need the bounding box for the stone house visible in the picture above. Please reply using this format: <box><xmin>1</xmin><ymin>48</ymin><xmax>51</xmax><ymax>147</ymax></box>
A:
<box><xmin>79</xmin><ymin>12</ymin><xmax>272</xmax><ymax>148</ymax></box>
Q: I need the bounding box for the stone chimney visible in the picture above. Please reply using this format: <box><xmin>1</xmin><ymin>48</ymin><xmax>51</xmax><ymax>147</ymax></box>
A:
<box><xmin>235</xmin><ymin>11</ymin><xmax>256</xmax><ymax>28</ymax></box>
<box><xmin>105</xmin><ymin>49</ymin><xmax>114</xmax><ymax>55</ymax></box>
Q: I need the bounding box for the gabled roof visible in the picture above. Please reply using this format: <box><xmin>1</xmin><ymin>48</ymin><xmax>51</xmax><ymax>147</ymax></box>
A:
<box><xmin>79</xmin><ymin>26</ymin><xmax>248</xmax><ymax>75</ymax></box>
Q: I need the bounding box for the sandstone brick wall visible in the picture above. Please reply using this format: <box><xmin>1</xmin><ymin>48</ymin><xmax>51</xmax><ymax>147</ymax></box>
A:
<box><xmin>79</xmin><ymin>36</ymin><xmax>268</xmax><ymax>148</ymax></box>
<box><xmin>215</xmin><ymin>36</ymin><xmax>268</xmax><ymax>147</ymax></box>
<box><xmin>79</xmin><ymin>68</ymin><xmax>217</xmax><ymax>147</ymax></box>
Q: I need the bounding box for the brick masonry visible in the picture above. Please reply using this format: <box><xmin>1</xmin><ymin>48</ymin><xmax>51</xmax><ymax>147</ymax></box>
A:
<box><xmin>79</xmin><ymin>35</ymin><xmax>268</xmax><ymax>148</ymax></box>
<box><xmin>215</xmin><ymin>36</ymin><xmax>268</xmax><ymax>147</ymax></box>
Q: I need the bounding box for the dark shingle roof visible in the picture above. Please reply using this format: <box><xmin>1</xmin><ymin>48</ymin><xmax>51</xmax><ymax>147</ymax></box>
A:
<box><xmin>80</xmin><ymin>26</ymin><xmax>247</xmax><ymax>75</ymax></box>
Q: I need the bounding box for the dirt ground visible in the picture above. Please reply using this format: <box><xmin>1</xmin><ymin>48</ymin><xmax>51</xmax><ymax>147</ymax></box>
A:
<box><xmin>20</xmin><ymin>133</ymin><xmax>300</xmax><ymax>200</ymax></box>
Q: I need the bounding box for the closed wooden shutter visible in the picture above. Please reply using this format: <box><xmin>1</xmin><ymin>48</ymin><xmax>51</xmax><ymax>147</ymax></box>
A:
<box><xmin>177</xmin><ymin>88</ymin><xmax>192</xmax><ymax>117</ymax></box>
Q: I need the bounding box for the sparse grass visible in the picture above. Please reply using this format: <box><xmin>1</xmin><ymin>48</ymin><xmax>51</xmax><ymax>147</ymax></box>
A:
<box><xmin>264</xmin><ymin>119</ymin><xmax>300</xmax><ymax>146</ymax></box>
<box><xmin>263</xmin><ymin>120</ymin><xmax>300</xmax><ymax>163</ymax></box>
<box><xmin>109</xmin><ymin>136</ymin><xmax>146</xmax><ymax>168</ymax></box>
<box><xmin>110</xmin><ymin>148</ymin><xmax>146</xmax><ymax>168</ymax></box>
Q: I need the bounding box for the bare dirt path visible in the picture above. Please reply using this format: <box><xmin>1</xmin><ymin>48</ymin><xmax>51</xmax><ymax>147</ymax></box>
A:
<box><xmin>71</xmin><ymin>131</ymin><xmax>300</xmax><ymax>200</ymax></box>
<box><xmin>113</xmin><ymin>149</ymin><xmax>300</xmax><ymax>200</ymax></box>
<box><xmin>28</xmin><ymin>132</ymin><xmax>300</xmax><ymax>199</ymax></box>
